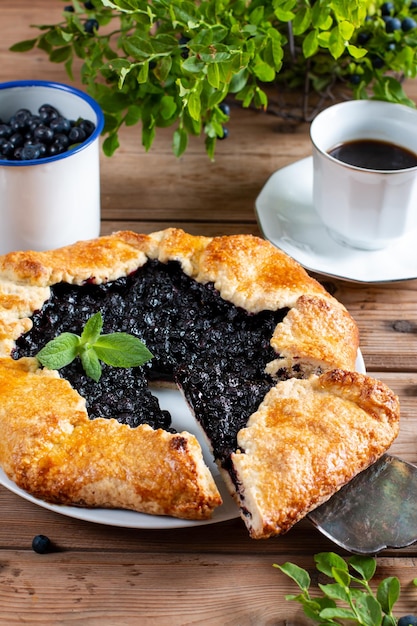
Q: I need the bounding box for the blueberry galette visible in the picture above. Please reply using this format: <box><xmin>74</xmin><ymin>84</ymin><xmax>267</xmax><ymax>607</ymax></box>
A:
<box><xmin>0</xmin><ymin>229</ymin><xmax>400</xmax><ymax>538</ymax></box>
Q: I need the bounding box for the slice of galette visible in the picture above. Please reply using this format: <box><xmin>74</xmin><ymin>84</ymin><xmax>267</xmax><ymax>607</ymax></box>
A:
<box><xmin>0</xmin><ymin>228</ymin><xmax>400</xmax><ymax>536</ymax></box>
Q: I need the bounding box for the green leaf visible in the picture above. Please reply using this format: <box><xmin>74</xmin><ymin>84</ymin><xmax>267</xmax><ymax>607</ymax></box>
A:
<box><xmin>160</xmin><ymin>95</ymin><xmax>177</xmax><ymax>121</ymax></box>
<box><xmin>348</xmin><ymin>555</ymin><xmax>376</xmax><ymax>582</ymax></box>
<box><xmin>187</xmin><ymin>91</ymin><xmax>201</xmax><ymax>121</ymax></box>
<box><xmin>332</xmin><ymin>567</ymin><xmax>351</xmax><ymax>589</ymax></box>
<box><xmin>207</xmin><ymin>62</ymin><xmax>220</xmax><ymax>88</ymax></box>
<box><xmin>320</xmin><ymin>606</ymin><xmax>357</xmax><ymax>620</ymax></box>
<box><xmin>253</xmin><ymin>59</ymin><xmax>276</xmax><ymax>82</ymax></box>
<box><xmin>318</xmin><ymin>582</ymin><xmax>350</xmax><ymax>603</ymax></box>
<box><xmin>204</xmin><ymin>134</ymin><xmax>216</xmax><ymax>161</ymax></box>
<box><xmin>45</xmin><ymin>29</ymin><xmax>73</xmax><ymax>47</ymax></box>
<box><xmin>338</xmin><ymin>20</ymin><xmax>355</xmax><ymax>41</ymax></box>
<box><xmin>137</xmin><ymin>61</ymin><xmax>149</xmax><ymax>84</ymax></box>
<box><xmin>315</xmin><ymin>553</ymin><xmax>349</xmax><ymax>578</ymax></box>
<box><xmin>265</xmin><ymin>29</ymin><xmax>284</xmax><ymax>71</ymax></box>
<box><xmin>155</xmin><ymin>56</ymin><xmax>172</xmax><ymax>82</ymax></box>
<box><xmin>173</xmin><ymin>127</ymin><xmax>188</xmax><ymax>157</ymax></box>
<box><xmin>302</xmin><ymin>30</ymin><xmax>319</xmax><ymax>58</ymax></box>
<box><xmin>347</xmin><ymin>44</ymin><xmax>368</xmax><ymax>60</ymax></box>
<box><xmin>274</xmin><ymin>562</ymin><xmax>310</xmax><ymax>592</ymax></box>
<box><xmin>317</xmin><ymin>31</ymin><xmax>331</xmax><ymax>47</ymax></box>
<box><xmin>328</xmin><ymin>26</ymin><xmax>346</xmax><ymax>59</ymax></box>
<box><xmin>81</xmin><ymin>311</ymin><xmax>103</xmax><ymax>345</ymax></box>
<box><xmin>123</xmin><ymin>35</ymin><xmax>154</xmax><ymax>59</ymax></box>
<box><xmin>142</xmin><ymin>125</ymin><xmax>156</xmax><ymax>151</ymax></box>
<box><xmin>249</xmin><ymin>6</ymin><xmax>264</xmax><ymax>26</ymax></box>
<box><xmin>37</xmin><ymin>333</ymin><xmax>81</xmax><ymax>370</ymax></box>
<box><xmin>292</xmin><ymin>8</ymin><xmax>312</xmax><ymax>36</ymax></box>
<box><xmin>254</xmin><ymin>87</ymin><xmax>268</xmax><ymax>109</ymax></box>
<box><xmin>375</xmin><ymin>76</ymin><xmax>416</xmax><ymax>107</ymax></box>
<box><xmin>182</xmin><ymin>56</ymin><xmax>205</xmax><ymax>73</ymax></box>
<box><xmin>125</xmin><ymin>105</ymin><xmax>142</xmax><ymax>126</ymax></box>
<box><xmin>228</xmin><ymin>68</ymin><xmax>248</xmax><ymax>93</ymax></box>
<box><xmin>94</xmin><ymin>333</ymin><xmax>153</xmax><ymax>367</ymax></box>
<box><xmin>49</xmin><ymin>46</ymin><xmax>73</xmax><ymax>64</ymax></box>
<box><xmin>355</xmin><ymin>593</ymin><xmax>382</xmax><ymax>626</ymax></box>
<box><xmin>102</xmin><ymin>132</ymin><xmax>120</xmax><ymax>157</ymax></box>
<box><xmin>303</xmin><ymin>596</ymin><xmax>337</xmax><ymax>621</ymax></box>
<box><xmin>9</xmin><ymin>38</ymin><xmax>38</xmax><ymax>52</ymax></box>
<box><xmin>275</xmin><ymin>9</ymin><xmax>295</xmax><ymax>22</ymax></box>
<box><xmin>101</xmin><ymin>0</ymin><xmax>146</xmax><ymax>14</ymax></box>
<box><xmin>80</xmin><ymin>346</ymin><xmax>102</xmax><ymax>382</ymax></box>
<box><xmin>376</xmin><ymin>576</ymin><xmax>400</xmax><ymax>615</ymax></box>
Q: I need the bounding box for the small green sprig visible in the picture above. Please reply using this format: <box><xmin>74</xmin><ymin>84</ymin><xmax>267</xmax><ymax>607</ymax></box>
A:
<box><xmin>36</xmin><ymin>311</ymin><xmax>153</xmax><ymax>382</ymax></box>
<box><xmin>274</xmin><ymin>552</ymin><xmax>417</xmax><ymax>626</ymax></box>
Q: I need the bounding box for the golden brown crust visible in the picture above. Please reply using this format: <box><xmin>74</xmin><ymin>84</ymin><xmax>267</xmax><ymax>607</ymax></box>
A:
<box><xmin>229</xmin><ymin>370</ymin><xmax>400</xmax><ymax>539</ymax></box>
<box><xmin>0</xmin><ymin>357</ymin><xmax>221</xmax><ymax>519</ymax></box>
<box><xmin>0</xmin><ymin>233</ymin><xmax>150</xmax><ymax>286</ymax></box>
<box><xmin>193</xmin><ymin>233</ymin><xmax>328</xmax><ymax>312</ymax></box>
<box><xmin>268</xmin><ymin>294</ymin><xmax>360</xmax><ymax>375</ymax></box>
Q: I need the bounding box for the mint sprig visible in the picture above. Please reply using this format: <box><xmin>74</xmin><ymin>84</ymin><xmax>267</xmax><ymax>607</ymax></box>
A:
<box><xmin>274</xmin><ymin>552</ymin><xmax>417</xmax><ymax>625</ymax></box>
<box><xmin>36</xmin><ymin>312</ymin><xmax>153</xmax><ymax>382</ymax></box>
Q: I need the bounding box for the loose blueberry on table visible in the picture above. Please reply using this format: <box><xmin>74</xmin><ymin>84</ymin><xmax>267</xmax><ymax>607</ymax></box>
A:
<box><xmin>0</xmin><ymin>104</ymin><xmax>96</xmax><ymax>161</ymax></box>
<box><xmin>31</xmin><ymin>534</ymin><xmax>52</xmax><ymax>554</ymax></box>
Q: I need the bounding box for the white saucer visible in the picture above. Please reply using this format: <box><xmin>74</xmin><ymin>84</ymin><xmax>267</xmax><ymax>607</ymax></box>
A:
<box><xmin>255</xmin><ymin>157</ymin><xmax>417</xmax><ymax>283</ymax></box>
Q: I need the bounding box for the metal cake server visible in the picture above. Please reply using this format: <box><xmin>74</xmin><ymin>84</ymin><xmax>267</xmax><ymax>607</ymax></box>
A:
<box><xmin>307</xmin><ymin>454</ymin><xmax>417</xmax><ymax>554</ymax></box>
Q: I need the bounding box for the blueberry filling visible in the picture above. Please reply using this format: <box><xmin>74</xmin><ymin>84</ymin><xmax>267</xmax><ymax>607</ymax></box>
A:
<box><xmin>12</xmin><ymin>260</ymin><xmax>287</xmax><ymax>463</ymax></box>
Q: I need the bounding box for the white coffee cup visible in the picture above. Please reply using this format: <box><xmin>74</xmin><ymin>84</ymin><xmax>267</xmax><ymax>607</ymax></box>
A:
<box><xmin>310</xmin><ymin>100</ymin><xmax>417</xmax><ymax>250</ymax></box>
<box><xmin>0</xmin><ymin>80</ymin><xmax>104</xmax><ymax>254</ymax></box>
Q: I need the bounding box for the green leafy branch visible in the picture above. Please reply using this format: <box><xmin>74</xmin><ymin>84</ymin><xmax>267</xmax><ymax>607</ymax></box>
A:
<box><xmin>10</xmin><ymin>0</ymin><xmax>417</xmax><ymax>158</ymax></box>
<box><xmin>36</xmin><ymin>311</ymin><xmax>153</xmax><ymax>382</ymax></box>
<box><xmin>274</xmin><ymin>552</ymin><xmax>417</xmax><ymax>625</ymax></box>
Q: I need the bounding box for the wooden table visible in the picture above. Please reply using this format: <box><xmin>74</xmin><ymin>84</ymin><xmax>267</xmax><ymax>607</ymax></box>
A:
<box><xmin>1</xmin><ymin>3</ymin><xmax>417</xmax><ymax>623</ymax></box>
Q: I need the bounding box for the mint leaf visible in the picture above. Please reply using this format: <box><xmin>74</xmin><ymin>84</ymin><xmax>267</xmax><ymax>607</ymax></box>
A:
<box><xmin>80</xmin><ymin>311</ymin><xmax>103</xmax><ymax>345</ymax></box>
<box><xmin>80</xmin><ymin>346</ymin><xmax>102</xmax><ymax>383</ymax></box>
<box><xmin>94</xmin><ymin>333</ymin><xmax>153</xmax><ymax>367</ymax></box>
<box><xmin>37</xmin><ymin>333</ymin><xmax>80</xmax><ymax>370</ymax></box>
<box><xmin>36</xmin><ymin>312</ymin><xmax>153</xmax><ymax>381</ymax></box>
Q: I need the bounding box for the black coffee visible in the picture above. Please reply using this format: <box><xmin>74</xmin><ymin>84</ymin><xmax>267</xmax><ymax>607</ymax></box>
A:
<box><xmin>328</xmin><ymin>139</ymin><xmax>417</xmax><ymax>170</ymax></box>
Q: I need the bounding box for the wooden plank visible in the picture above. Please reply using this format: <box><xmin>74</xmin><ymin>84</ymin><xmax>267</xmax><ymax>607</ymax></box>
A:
<box><xmin>0</xmin><ymin>551</ymin><xmax>416</xmax><ymax>625</ymax></box>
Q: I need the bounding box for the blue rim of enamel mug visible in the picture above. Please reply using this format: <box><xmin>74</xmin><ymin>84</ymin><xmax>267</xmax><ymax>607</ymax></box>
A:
<box><xmin>0</xmin><ymin>80</ymin><xmax>104</xmax><ymax>167</ymax></box>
